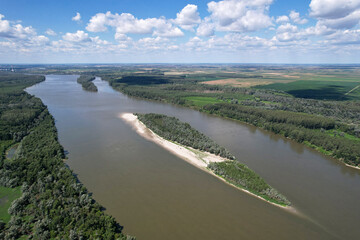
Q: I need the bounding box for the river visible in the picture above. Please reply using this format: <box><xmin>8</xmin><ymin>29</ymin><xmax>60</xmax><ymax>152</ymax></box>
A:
<box><xmin>26</xmin><ymin>75</ymin><xmax>360</xmax><ymax>240</ymax></box>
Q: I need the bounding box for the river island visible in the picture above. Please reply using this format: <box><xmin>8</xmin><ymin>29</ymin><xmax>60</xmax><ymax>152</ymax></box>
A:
<box><xmin>77</xmin><ymin>75</ymin><xmax>98</xmax><ymax>92</ymax></box>
<box><xmin>120</xmin><ymin>112</ymin><xmax>291</xmax><ymax>208</ymax></box>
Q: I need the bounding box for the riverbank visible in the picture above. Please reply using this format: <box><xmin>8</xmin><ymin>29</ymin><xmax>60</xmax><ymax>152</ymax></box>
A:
<box><xmin>103</xmin><ymin>74</ymin><xmax>360</xmax><ymax>169</ymax></box>
<box><xmin>119</xmin><ymin>113</ymin><xmax>227</xmax><ymax>168</ymax></box>
<box><xmin>119</xmin><ymin>113</ymin><xmax>293</xmax><ymax>210</ymax></box>
<box><xmin>0</xmin><ymin>74</ymin><xmax>131</xmax><ymax>239</ymax></box>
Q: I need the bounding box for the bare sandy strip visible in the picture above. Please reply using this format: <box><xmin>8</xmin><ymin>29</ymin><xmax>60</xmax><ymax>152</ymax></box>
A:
<box><xmin>345</xmin><ymin>163</ymin><xmax>360</xmax><ymax>170</ymax></box>
<box><xmin>119</xmin><ymin>113</ymin><xmax>227</xmax><ymax>168</ymax></box>
<box><xmin>345</xmin><ymin>84</ymin><xmax>360</xmax><ymax>95</ymax></box>
<box><xmin>119</xmin><ymin>113</ymin><xmax>295</xmax><ymax>211</ymax></box>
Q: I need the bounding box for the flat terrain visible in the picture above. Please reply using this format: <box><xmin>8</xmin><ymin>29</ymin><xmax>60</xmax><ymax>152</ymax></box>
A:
<box><xmin>202</xmin><ymin>78</ymin><xmax>274</xmax><ymax>87</ymax></box>
<box><xmin>0</xmin><ymin>186</ymin><xmax>21</xmax><ymax>223</ymax></box>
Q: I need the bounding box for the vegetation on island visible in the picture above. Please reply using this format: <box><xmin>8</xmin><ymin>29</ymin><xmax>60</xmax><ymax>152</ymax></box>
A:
<box><xmin>136</xmin><ymin>113</ymin><xmax>291</xmax><ymax>206</ymax></box>
<box><xmin>208</xmin><ymin>162</ymin><xmax>290</xmax><ymax>205</ymax></box>
<box><xmin>77</xmin><ymin>75</ymin><xmax>98</xmax><ymax>92</ymax></box>
<box><xmin>24</xmin><ymin>65</ymin><xmax>359</xmax><ymax>167</ymax></box>
<box><xmin>136</xmin><ymin>113</ymin><xmax>234</xmax><ymax>160</ymax></box>
<box><xmin>0</xmin><ymin>73</ymin><xmax>133</xmax><ymax>239</ymax></box>
<box><xmin>94</xmin><ymin>69</ymin><xmax>360</xmax><ymax>168</ymax></box>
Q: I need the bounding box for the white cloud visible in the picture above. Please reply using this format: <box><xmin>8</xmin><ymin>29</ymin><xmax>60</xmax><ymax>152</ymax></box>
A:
<box><xmin>317</xmin><ymin>10</ymin><xmax>360</xmax><ymax>29</ymax></box>
<box><xmin>173</xmin><ymin>4</ymin><xmax>201</xmax><ymax>30</ymax></box>
<box><xmin>303</xmin><ymin>22</ymin><xmax>335</xmax><ymax>36</ymax></box>
<box><xmin>12</xmin><ymin>24</ymin><xmax>36</xmax><ymax>39</ymax></box>
<box><xmin>45</xmin><ymin>29</ymin><xmax>57</xmax><ymax>36</ymax></box>
<box><xmin>62</xmin><ymin>30</ymin><xmax>90</xmax><ymax>42</ymax></box>
<box><xmin>185</xmin><ymin>33</ymin><xmax>275</xmax><ymax>52</ymax></box>
<box><xmin>86</xmin><ymin>12</ymin><xmax>108</xmax><ymax>32</ymax></box>
<box><xmin>72</xmin><ymin>12</ymin><xmax>81</xmax><ymax>22</ymax></box>
<box><xmin>154</xmin><ymin>25</ymin><xmax>184</xmax><ymax>37</ymax></box>
<box><xmin>137</xmin><ymin>36</ymin><xmax>171</xmax><ymax>50</ymax></box>
<box><xmin>0</xmin><ymin>14</ymin><xmax>54</xmax><ymax>55</ymax></box>
<box><xmin>0</xmin><ymin>14</ymin><xmax>11</xmax><ymax>35</ymax></box>
<box><xmin>276</xmin><ymin>15</ymin><xmax>289</xmax><ymax>24</ymax></box>
<box><xmin>90</xmin><ymin>36</ymin><xmax>110</xmax><ymax>45</ymax></box>
<box><xmin>327</xmin><ymin>29</ymin><xmax>360</xmax><ymax>44</ymax></box>
<box><xmin>277</xmin><ymin>23</ymin><xmax>298</xmax><ymax>33</ymax></box>
<box><xmin>197</xmin><ymin>17</ymin><xmax>215</xmax><ymax>37</ymax></box>
<box><xmin>114</xmin><ymin>33</ymin><xmax>131</xmax><ymax>41</ymax></box>
<box><xmin>2</xmin><ymin>3</ymin><xmax>360</xmax><ymax>63</ymax></box>
<box><xmin>0</xmin><ymin>15</ymin><xmax>36</xmax><ymax>39</ymax></box>
<box><xmin>207</xmin><ymin>0</ymin><xmax>273</xmax><ymax>32</ymax></box>
<box><xmin>275</xmin><ymin>23</ymin><xmax>302</xmax><ymax>42</ymax></box>
<box><xmin>30</xmin><ymin>35</ymin><xmax>49</xmax><ymax>45</ymax></box>
<box><xmin>86</xmin><ymin>11</ymin><xmax>183</xmax><ymax>38</ymax></box>
<box><xmin>309</xmin><ymin>0</ymin><xmax>360</xmax><ymax>30</ymax></box>
<box><xmin>289</xmin><ymin>11</ymin><xmax>308</xmax><ymax>24</ymax></box>
<box><xmin>310</xmin><ymin>0</ymin><xmax>360</xmax><ymax>19</ymax></box>
<box><xmin>185</xmin><ymin>36</ymin><xmax>208</xmax><ymax>51</ymax></box>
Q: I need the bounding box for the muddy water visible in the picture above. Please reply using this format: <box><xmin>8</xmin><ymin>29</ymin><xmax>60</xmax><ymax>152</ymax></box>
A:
<box><xmin>27</xmin><ymin>75</ymin><xmax>360</xmax><ymax>240</ymax></box>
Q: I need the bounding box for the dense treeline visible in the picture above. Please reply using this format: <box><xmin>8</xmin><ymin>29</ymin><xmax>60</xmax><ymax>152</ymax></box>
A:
<box><xmin>247</xmin><ymin>89</ymin><xmax>360</xmax><ymax>126</ymax></box>
<box><xmin>202</xmin><ymin>103</ymin><xmax>336</xmax><ymax>130</ymax></box>
<box><xmin>77</xmin><ymin>75</ymin><xmax>97</xmax><ymax>92</ymax></box>
<box><xmin>0</xmin><ymin>73</ymin><xmax>45</xmax><ymax>94</ymax></box>
<box><xmin>113</xmin><ymin>75</ymin><xmax>170</xmax><ymax>85</ymax></box>
<box><xmin>0</xmin><ymin>90</ymin><xmax>45</xmax><ymax>143</ymax></box>
<box><xmin>101</xmin><ymin>73</ymin><xmax>360</xmax><ymax>167</ymax></box>
<box><xmin>203</xmin><ymin>104</ymin><xmax>360</xmax><ymax>166</ymax></box>
<box><xmin>136</xmin><ymin>113</ymin><xmax>290</xmax><ymax>206</ymax></box>
<box><xmin>0</xmin><ymin>73</ymin><xmax>45</xmax><ymax>156</ymax></box>
<box><xmin>105</xmin><ymin>74</ymin><xmax>360</xmax><ymax>125</ymax></box>
<box><xmin>136</xmin><ymin>113</ymin><xmax>234</xmax><ymax>159</ymax></box>
<box><xmin>0</xmin><ymin>74</ymin><xmax>133</xmax><ymax>239</ymax></box>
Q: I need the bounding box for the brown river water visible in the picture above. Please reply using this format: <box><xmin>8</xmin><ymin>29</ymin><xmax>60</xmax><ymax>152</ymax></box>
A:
<box><xmin>26</xmin><ymin>75</ymin><xmax>360</xmax><ymax>240</ymax></box>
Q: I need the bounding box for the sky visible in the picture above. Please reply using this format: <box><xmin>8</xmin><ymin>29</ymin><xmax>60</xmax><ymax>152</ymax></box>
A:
<box><xmin>1</xmin><ymin>0</ymin><xmax>360</xmax><ymax>64</ymax></box>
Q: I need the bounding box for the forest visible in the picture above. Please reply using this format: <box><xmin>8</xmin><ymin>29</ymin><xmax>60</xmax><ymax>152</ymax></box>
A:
<box><xmin>202</xmin><ymin>104</ymin><xmax>360</xmax><ymax>166</ymax></box>
<box><xmin>98</xmin><ymin>72</ymin><xmax>360</xmax><ymax>167</ymax></box>
<box><xmin>0</xmin><ymin>73</ymin><xmax>133</xmax><ymax>239</ymax></box>
<box><xmin>77</xmin><ymin>75</ymin><xmax>98</xmax><ymax>92</ymax></box>
<box><xmin>136</xmin><ymin>113</ymin><xmax>290</xmax><ymax>206</ymax></box>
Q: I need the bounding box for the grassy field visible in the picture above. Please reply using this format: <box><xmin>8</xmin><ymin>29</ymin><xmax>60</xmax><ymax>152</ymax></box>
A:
<box><xmin>185</xmin><ymin>96</ymin><xmax>224</xmax><ymax>106</ymax></box>
<box><xmin>325</xmin><ymin>130</ymin><xmax>360</xmax><ymax>142</ymax></box>
<box><xmin>256</xmin><ymin>80</ymin><xmax>360</xmax><ymax>100</ymax></box>
<box><xmin>0</xmin><ymin>186</ymin><xmax>21</xmax><ymax>223</ymax></box>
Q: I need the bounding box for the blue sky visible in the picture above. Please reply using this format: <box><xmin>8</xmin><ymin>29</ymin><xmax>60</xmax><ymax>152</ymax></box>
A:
<box><xmin>1</xmin><ymin>0</ymin><xmax>360</xmax><ymax>63</ymax></box>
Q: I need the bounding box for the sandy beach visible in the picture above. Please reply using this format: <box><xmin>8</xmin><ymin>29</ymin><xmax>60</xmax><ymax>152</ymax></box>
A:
<box><xmin>119</xmin><ymin>113</ymin><xmax>227</xmax><ymax>169</ymax></box>
<box><xmin>119</xmin><ymin>113</ymin><xmax>294</xmax><ymax>211</ymax></box>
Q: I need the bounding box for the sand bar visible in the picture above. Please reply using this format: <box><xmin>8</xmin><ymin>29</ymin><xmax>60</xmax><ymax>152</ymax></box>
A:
<box><xmin>119</xmin><ymin>113</ymin><xmax>295</xmax><ymax>211</ymax></box>
<box><xmin>119</xmin><ymin>113</ymin><xmax>227</xmax><ymax>168</ymax></box>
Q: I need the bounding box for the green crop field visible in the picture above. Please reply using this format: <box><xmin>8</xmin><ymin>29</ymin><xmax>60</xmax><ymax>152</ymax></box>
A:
<box><xmin>0</xmin><ymin>186</ymin><xmax>21</xmax><ymax>223</ymax></box>
<box><xmin>185</xmin><ymin>96</ymin><xmax>224</xmax><ymax>106</ymax></box>
<box><xmin>256</xmin><ymin>80</ymin><xmax>360</xmax><ymax>100</ymax></box>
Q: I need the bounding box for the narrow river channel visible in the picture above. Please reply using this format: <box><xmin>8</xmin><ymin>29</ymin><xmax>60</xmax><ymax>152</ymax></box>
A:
<box><xmin>26</xmin><ymin>75</ymin><xmax>360</xmax><ymax>240</ymax></box>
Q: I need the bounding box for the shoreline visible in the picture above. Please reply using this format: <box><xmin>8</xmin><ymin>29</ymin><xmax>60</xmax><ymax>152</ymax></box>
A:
<box><xmin>119</xmin><ymin>112</ymin><xmax>295</xmax><ymax>212</ymax></box>
<box><xmin>107</xmin><ymin>81</ymin><xmax>359</xmax><ymax>172</ymax></box>
<box><xmin>119</xmin><ymin>113</ymin><xmax>228</xmax><ymax>169</ymax></box>
<box><xmin>345</xmin><ymin>163</ymin><xmax>360</xmax><ymax>170</ymax></box>
<box><xmin>201</xmin><ymin>110</ymin><xmax>360</xmax><ymax>171</ymax></box>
